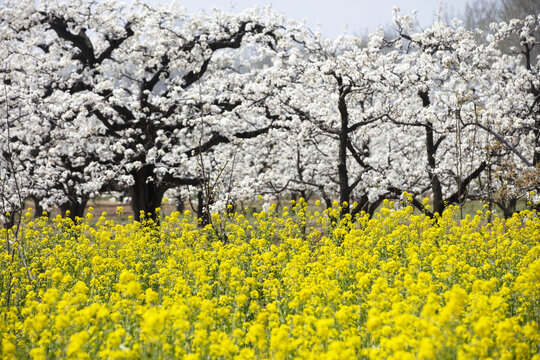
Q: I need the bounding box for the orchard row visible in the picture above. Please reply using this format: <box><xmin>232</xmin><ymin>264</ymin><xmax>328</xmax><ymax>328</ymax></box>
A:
<box><xmin>0</xmin><ymin>1</ymin><xmax>539</xmax><ymax>223</ymax></box>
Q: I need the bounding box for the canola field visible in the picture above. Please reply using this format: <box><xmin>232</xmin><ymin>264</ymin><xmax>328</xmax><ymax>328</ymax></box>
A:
<box><xmin>0</xmin><ymin>200</ymin><xmax>539</xmax><ymax>359</ymax></box>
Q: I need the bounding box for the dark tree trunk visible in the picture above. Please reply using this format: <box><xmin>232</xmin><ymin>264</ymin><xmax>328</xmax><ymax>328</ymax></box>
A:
<box><xmin>2</xmin><ymin>213</ymin><xmax>16</xmax><ymax>229</ymax></box>
<box><xmin>366</xmin><ymin>199</ymin><xmax>383</xmax><ymax>217</ymax></box>
<box><xmin>419</xmin><ymin>90</ymin><xmax>445</xmax><ymax>215</ymax></box>
<box><xmin>226</xmin><ymin>201</ymin><xmax>236</xmax><ymax>214</ymax></box>
<box><xmin>351</xmin><ymin>195</ymin><xmax>383</xmax><ymax>219</ymax></box>
<box><xmin>533</xmin><ymin>98</ymin><xmax>540</xmax><ymax>167</ymax></box>
<box><xmin>323</xmin><ymin>196</ymin><xmax>332</xmax><ymax>210</ymax></box>
<box><xmin>426</xmin><ymin>124</ymin><xmax>444</xmax><ymax>215</ymax></box>
<box><xmin>497</xmin><ymin>198</ymin><xmax>517</xmax><ymax>219</ymax></box>
<box><xmin>60</xmin><ymin>198</ymin><xmax>88</xmax><ymax>220</ymax></box>
<box><xmin>337</xmin><ymin>82</ymin><xmax>351</xmax><ymax>215</ymax></box>
<box><xmin>176</xmin><ymin>194</ymin><xmax>185</xmax><ymax>213</ymax></box>
<box><xmin>32</xmin><ymin>197</ymin><xmax>45</xmax><ymax>218</ymax></box>
<box><xmin>131</xmin><ymin>164</ymin><xmax>165</xmax><ymax>222</ymax></box>
<box><xmin>534</xmin><ymin>99</ymin><xmax>540</xmax><ymax>166</ymax></box>
<box><xmin>196</xmin><ymin>190</ymin><xmax>211</xmax><ymax>226</ymax></box>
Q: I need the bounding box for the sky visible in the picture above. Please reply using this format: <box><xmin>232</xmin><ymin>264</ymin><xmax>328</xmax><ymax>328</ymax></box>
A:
<box><xmin>146</xmin><ymin>0</ymin><xmax>472</xmax><ymax>39</ymax></box>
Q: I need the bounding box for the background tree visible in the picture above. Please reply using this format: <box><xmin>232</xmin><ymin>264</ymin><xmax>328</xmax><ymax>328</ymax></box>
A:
<box><xmin>257</xmin><ymin>29</ymin><xmax>396</xmax><ymax>216</ymax></box>
<box><xmin>479</xmin><ymin>14</ymin><xmax>540</xmax><ymax>215</ymax></box>
<box><xmin>5</xmin><ymin>0</ymin><xmax>292</xmax><ymax>220</ymax></box>
<box><xmin>380</xmin><ymin>13</ymin><xmax>496</xmax><ymax>217</ymax></box>
<box><xmin>1</xmin><ymin>0</ymin><xmax>538</xmax><ymax>221</ymax></box>
<box><xmin>462</xmin><ymin>0</ymin><xmax>540</xmax><ymax>62</ymax></box>
<box><xmin>0</xmin><ymin>19</ymin><xmax>36</xmax><ymax>226</ymax></box>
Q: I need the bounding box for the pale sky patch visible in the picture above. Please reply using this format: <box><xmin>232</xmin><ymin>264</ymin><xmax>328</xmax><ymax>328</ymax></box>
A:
<box><xmin>144</xmin><ymin>0</ymin><xmax>470</xmax><ymax>38</ymax></box>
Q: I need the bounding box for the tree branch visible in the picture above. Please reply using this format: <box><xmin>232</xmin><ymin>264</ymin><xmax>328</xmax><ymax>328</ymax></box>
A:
<box><xmin>445</xmin><ymin>161</ymin><xmax>487</xmax><ymax>204</ymax></box>
<box><xmin>474</xmin><ymin>122</ymin><xmax>532</xmax><ymax>167</ymax></box>
<box><xmin>185</xmin><ymin>125</ymin><xmax>273</xmax><ymax>158</ymax></box>
<box><xmin>347</xmin><ymin>114</ymin><xmax>387</xmax><ymax>133</ymax></box>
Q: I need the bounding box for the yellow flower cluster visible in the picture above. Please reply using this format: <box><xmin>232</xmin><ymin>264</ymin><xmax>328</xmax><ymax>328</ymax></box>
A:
<box><xmin>0</xmin><ymin>200</ymin><xmax>538</xmax><ymax>359</ymax></box>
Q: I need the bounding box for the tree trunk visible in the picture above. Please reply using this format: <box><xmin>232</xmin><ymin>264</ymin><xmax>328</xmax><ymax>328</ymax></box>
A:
<box><xmin>419</xmin><ymin>90</ymin><xmax>445</xmax><ymax>215</ymax></box>
<box><xmin>337</xmin><ymin>83</ymin><xmax>351</xmax><ymax>215</ymax></box>
<box><xmin>196</xmin><ymin>190</ymin><xmax>211</xmax><ymax>226</ymax></box>
<box><xmin>426</xmin><ymin>124</ymin><xmax>444</xmax><ymax>215</ymax></box>
<box><xmin>131</xmin><ymin>165</ymin><xmax>165</xmax><ymax>222</ymax></box>
<box><xmin>2</xmin><ymin>212</ymin><xmax>16</xmax><ymax>229</ymax></box>
<box><xmin>367</xmin><ymin>199</ymin><xmax>383</xmax><ymax>218</ymax></box>
<box><xmin>60</xmin><ymin>198</ymin><xmax>88</xmax><ymax>220</ymax></box>
<box><xmin>497</xmin><ymin>198</ymin><xmax>517</xmax><ymax>219</ymax></box>
<box><xmin>32</xmin><ymin>197</ymin><xmax>45</xmax><ymax>218</ymax></box>
<box><xmin>176</xmin><ymin>194</ymin><xmax>185</xmax><ymax>213</ymax></box>
<box><xmin>534</xmin><ymin>106</ymin><xmax>540</xmax><ymax>166</ymax></box>
<box><xmin>351</xmin><ymin>195</ymin><xmax>383</xmax><ymax>219</ymax></box>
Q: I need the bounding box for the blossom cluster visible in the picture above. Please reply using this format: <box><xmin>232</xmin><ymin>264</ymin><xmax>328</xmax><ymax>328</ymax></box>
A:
<box><xmin>1</xmin><ymin>200</ymin><xmax>538</xmax><ymax>359</ymax></box>
<box><xmin>1</xmin><ymin>0</ymin><xmax>538</xmax><ymax>220</ymax></box>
